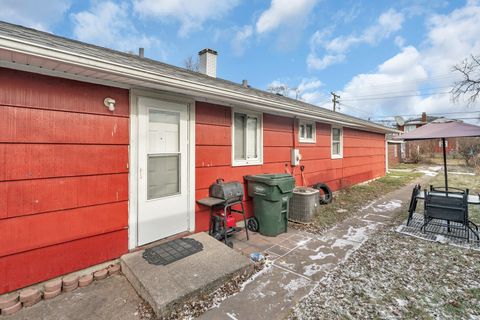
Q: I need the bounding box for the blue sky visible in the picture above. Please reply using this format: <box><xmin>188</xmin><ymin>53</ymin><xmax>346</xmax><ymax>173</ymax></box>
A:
<box><xmin>1</xmin><ymin>0</ymin><xmax>479</xmax><ymax>124</ymax></box>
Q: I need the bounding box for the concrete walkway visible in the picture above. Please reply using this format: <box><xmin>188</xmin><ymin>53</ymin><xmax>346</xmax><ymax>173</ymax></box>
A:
<box><xmin>199</xmin><ymin>178</ymin><xmax>426</xmax><ymax>320</ymax></box>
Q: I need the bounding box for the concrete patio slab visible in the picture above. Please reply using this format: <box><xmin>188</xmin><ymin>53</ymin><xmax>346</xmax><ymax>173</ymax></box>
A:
<box><xmin>121</xmin><ymin>232</ymin><xmax>252</xmax><ymax>319</ymax></box>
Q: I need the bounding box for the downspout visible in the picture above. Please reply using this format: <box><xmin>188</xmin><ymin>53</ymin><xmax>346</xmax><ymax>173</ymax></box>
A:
<box><xmin>385</xmin><ymin>139</ymin><xmax>389</xmax><ymax>174</ymax></box>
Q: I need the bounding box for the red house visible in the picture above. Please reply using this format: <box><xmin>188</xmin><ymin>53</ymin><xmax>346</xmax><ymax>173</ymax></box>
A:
<box><xmin>0</xmin><ymin>22</ymin><xmax>396</xmax><ymax>294</ymax></box>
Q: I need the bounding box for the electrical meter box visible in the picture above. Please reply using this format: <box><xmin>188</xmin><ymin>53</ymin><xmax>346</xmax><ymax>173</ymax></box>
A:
<box><xmin>291</xmin><ymin>148</ymin><xmax>301</xmax><ymax>166</ymax></box>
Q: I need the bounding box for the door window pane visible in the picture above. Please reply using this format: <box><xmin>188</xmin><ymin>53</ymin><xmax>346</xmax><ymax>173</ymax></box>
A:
<box><xmin>149</xmin><ymin>110</ymin><xmax>179</xmax><ymax>154</ymax></box>
<box><xmin>234</xmin><ymin>113</ymin><xmax>245</xmax><ymax>160</ymax></box>
<box><xmin>147</xmin><ymin>155</ymin><xmax>179</xmax><ymax>199</ymax></box>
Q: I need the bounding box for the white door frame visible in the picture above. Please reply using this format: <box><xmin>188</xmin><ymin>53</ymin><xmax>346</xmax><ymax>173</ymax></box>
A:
<box><xmin>128</xmin><ymin>89</ymin><xmax>196</xmax><ymax>249</ymax></box>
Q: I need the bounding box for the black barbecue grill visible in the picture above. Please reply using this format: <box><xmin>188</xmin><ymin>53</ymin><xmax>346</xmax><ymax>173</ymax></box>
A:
<box><xmin>197</xmin><ymin>179</ymin><xmax>249</xmax><ymax>247</ymax></box>
<box><xmin>209</xmin><ymin>179</ymin><xmax>244</xmax><ymax>204</ymax></box>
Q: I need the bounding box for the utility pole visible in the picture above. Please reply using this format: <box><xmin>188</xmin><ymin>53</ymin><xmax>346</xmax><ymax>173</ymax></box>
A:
<box><xmin>331</xmin><ymin>92</ymin><xmax>340</xmax><ymax>112</ymax></box>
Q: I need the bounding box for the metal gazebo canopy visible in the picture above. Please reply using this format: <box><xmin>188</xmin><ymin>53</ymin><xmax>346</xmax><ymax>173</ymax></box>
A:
<box><xmin>393</xmin><ymin>118</ymin><xmax>480</xmax><ymax>191</ymax></box>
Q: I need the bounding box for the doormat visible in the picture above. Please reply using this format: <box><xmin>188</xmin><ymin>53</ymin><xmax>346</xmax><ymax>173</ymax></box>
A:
<box><xmin>143</xmin><ymin>238</ymin><xmax>204</xmax><ymax>266</ymax></box>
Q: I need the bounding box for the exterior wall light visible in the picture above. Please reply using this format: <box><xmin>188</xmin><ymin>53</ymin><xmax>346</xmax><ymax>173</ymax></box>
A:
<box><xmin>104</xmin><ymin>97</ymin><xmax>116</xmax><ymax>112</ymax></box>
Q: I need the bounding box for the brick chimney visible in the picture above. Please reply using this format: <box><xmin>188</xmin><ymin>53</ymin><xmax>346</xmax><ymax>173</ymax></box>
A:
<box><xmin>421</xmin><ymin>112</ymin><xmax>427</xmax><ymax>123</ymax></box>
<box><xmin>198</xmin><ymin>48</ymin><xmax>217</xmax><ymax>78</ymax></box>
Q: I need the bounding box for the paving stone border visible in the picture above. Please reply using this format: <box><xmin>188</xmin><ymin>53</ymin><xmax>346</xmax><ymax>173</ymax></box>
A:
<box><xmin>0</xmin><ymin>263</ymin><xmax>121</xmax><ymax>316</ymax></box>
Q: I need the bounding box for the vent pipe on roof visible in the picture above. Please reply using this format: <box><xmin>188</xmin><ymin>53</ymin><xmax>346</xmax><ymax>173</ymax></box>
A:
<box><xmin>139</xmin><ymin>47</ymin><xmax>144</xmax><ymax>58</ymax></box>
<box><xmin>242</xmin><ymin>80</ymin><xmax>249</xmax><ymax>88</ymax></box>
<box><xmin>198</xmin><ymin>48</ymin><xmax>217</xmax><ymax>78</ymax></box>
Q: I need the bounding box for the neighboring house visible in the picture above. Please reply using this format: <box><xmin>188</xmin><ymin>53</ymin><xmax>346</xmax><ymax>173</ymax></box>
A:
<box><xmin>397</xmin><ymin>112</ymin><xmax>458</xmax><ymax>158</ymax></box>
<box><xmin>0</xmin><ymin>21</ymin><xmax>396</xmax><ymax>294</ymax></box>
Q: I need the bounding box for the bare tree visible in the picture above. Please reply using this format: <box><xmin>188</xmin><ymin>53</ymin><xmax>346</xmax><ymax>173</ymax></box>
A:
<box><xmin>184</xmin><ymin>56</ymin><xmax>199</xmax><ymax>72</ymax></box>
<box><xmin>267</xmin><ymin>84</ymin><xmax>301</xmax><ymax>100</ymax></box>
<box><xmin>267</xmin><ymin>84</ymin><xmax>289</xmax><ymax>96</ymax></box>
<box><xmin>452</xmin><ymin>54</ymin><xmax>480</xmax><ymax>104</ymax></box>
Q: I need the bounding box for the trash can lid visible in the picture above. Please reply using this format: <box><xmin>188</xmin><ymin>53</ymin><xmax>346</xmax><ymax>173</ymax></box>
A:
<box><xmin>244</xmin><ymin>174</ymin><xmax>295</xmax><ymax>192</ymax></box>
<box><xmin>244</xmin><ymin>173</ymin><xmax>293</xmax><ymax>181</ymax></box>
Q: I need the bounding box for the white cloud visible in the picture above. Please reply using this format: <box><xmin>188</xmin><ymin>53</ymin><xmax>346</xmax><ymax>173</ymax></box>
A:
<box><xmin>71</xmin><ymin>1</ymin><xmax>161</xmax><ymax>56</ymax></box>
<box><xmin>267</xmin><ymin>77</ymin><xmax>327</xmax><ymax>106</ymax></box>
<box><xmin>0</xmin><ymin>0</ymin><xmax>70</xmax><ymax>31</ymax></box>
<box><xmin>339</xmin><ymin>2</ymin><xmax>480</xmax><ymax>121</ymax></box>
<box><xmin>308</xmin><ymin>9</ymin><xmax>405</xmax><ymax>70</ymax></box>
<box><xmin>231</xmin><ymin>25</ymin><xmax>254</xmax><ymax>56</ymax></box>
<box><xmin>256</xmin><ymin>0</ymin><xmax>318</xmax><ymax>34</ymax></box>
<box><xmin>133</xmin><ymin>0</ymin><xmax>239</xmax><ymax>37</ymax></box>
<box><xmin>307</xmin><ymin>53</ymin><xmax>345</xmax><ymax>70</ymax></box>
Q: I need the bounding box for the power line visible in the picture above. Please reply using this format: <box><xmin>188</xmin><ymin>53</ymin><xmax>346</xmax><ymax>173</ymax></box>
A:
<box><xmin>340</xmin><ymin>85</ymin><xmax>453</xmax><ymax>100</ymax></box>
<box><xmin>341</xmin><ymin>91</ymin><xmax>451</xmax><ymax>102</ymax></box>
<box><xmin>368</xmin><ymin>110</ymin><xmax>480</xmax><ymax>119</ymax></box>
<box><xmin>338</xmin><ymin>102</ymin><xmax>372</xmax><ymax>116</ymax></box>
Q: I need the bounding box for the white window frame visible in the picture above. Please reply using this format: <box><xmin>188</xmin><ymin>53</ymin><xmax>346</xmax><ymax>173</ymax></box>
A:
<box><xmin>298</xmin><ymin>119</ymin><xmax>316</xmax><ymax>143</ymax></box>
<box><xmin>331</xmin><ymin>126</ymin><xmax>343</xmax><ymax>159</ymax></box>
<box><xmin>439</xmin><ymin>140</ymin><xmax>448</xmax><ymax>148</ymax></box>
<box><xmin>232</xmin><ymin>109</ymin><xmax>263</xmax><ymax>166</ymax></box>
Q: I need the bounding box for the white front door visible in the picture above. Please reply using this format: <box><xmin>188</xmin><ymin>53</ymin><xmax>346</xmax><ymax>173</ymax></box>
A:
<box><xmin>137</xmin><ymin>97</ymin><xmax>189</xmax><ymax>245</ymax></box>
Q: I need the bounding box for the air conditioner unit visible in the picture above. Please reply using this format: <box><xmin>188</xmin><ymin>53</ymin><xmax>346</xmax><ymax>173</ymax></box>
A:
<box><xmin>289</xmin><ymin>187</ymin><xmax>319</xmax><ymax>223</ymax></box>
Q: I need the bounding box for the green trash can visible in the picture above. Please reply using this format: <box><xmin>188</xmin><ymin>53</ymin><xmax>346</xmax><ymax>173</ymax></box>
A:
<box><xmin>244</xmin><ymin>174</ymin><xmax>296</xmax><ymax>237</ymax></box>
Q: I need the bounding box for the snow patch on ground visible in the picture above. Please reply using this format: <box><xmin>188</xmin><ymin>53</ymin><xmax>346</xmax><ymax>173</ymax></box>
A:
<box><xmin>448</xmin><ymin>171</ymin><xmax>475</xmax><ymax>176</ymax></box>
<box><xmin>344</xmin><ymin>224</ymin><xmax>380</xmax><ymax>243</ymax></box>
<box><xmin>373</xmin><ymin>199</ymin><xmax>402</xmax><ymax>213</ymax></box>
<box><xmin>296</xmin><ymin>239</ymin><xmax>310</xmax><ymax>246</ymax></box>
<box><xmin>418</xmin><ymin>166</ymin><xmax>441</xmax><ymax>176</ymax></box>
<box><xmin>331</xmin><ymin>239</ymin><xmax>358</xmax><ymax>249</ymax></box>
<box><xmin>303</xmin><ymin>264</ymin><xmax>324</xmax><ymax>277</ymax></box>
<box><xmin>280</xmin><ymin>277</ymin><xmax>311</xmax><ymax>297</ymax></box>
<box><xmin>308</xmin><ymin>251</ymin><xmax>335</xmax><ymax>261</ymax></box>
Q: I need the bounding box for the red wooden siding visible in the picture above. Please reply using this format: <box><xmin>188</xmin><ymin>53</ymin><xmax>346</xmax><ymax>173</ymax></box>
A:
<box><xmin>195</xmin><ymin>102</ymin><xmax>386</xmax><ymax>231</ymax></box>
<box><xmin>0</xmin><ymin>68</ymin><xmax>129</xmax><ymax>294</ymax></box>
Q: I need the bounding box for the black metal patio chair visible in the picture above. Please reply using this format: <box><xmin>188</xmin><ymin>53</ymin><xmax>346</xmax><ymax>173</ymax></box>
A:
<box><xmin>421</xmin><ymin>188</ymin><xmax>479</xmax><ymax>241</ymax></box>
<box><xmin>406</xmin><ymin>184</ymin><xmax>421</xmax><ymax>226</ymax></box>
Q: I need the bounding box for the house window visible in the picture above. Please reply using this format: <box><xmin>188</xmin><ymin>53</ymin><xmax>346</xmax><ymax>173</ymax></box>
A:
<box><xmin>331</xmin><ymin>127</ymin><xmax>343</xmax><ymax>159</ymax></box>
<box><xmin>439</xmin><ymin>140</ymin><xmax>448</xmax><ymax>148</ymax></box>
<box><xmin>299</xmin><ymin>120</ymin><xmax>316</xmax><ymax>143</ymax></box>
<box><xmin>233</xmin><ymin>110</ymin><xmax>263</xmax><ymax>166</ymax></box>
<box><xmin>404</xmin><ymin>125</ymin><xmax>416</xmax><ymax>132</ymax></box>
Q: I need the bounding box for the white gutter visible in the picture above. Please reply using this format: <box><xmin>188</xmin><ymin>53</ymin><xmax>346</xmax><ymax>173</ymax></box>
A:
<box><xmin>0</xmin><ymin>34</ymin><xmax>396</xmax><ymax>134</ymax></box>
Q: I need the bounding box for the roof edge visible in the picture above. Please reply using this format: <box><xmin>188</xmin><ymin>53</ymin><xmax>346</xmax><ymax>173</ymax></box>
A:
<box><xmin>0</xmin><ymin>26</ymin><xmax>397</xmax><ymax>134</ymax></box>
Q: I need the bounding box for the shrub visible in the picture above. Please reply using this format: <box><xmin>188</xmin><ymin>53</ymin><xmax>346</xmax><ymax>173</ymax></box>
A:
<box><xmin>457</xmin><ymin>137</ymin><xmax>480</xmax><ymax>167</ymax></box>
